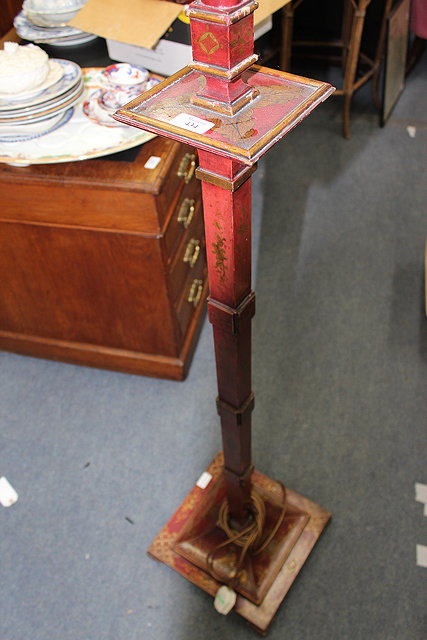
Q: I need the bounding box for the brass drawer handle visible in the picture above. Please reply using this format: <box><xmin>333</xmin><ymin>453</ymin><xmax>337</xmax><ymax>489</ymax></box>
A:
<box><xmin>177</xmin><ymin>152</ymin><xmax>196</xmax><ymax>183</ymax></box>
<box><xmin>183</xmin><ymin>239</ymin><xmax>201</xmax><ymax>268</ymax></box>
<box><xmin>188</xmin><ymin>278</ymin><xmax>203</xmax><ymax>307</ymax></box>
<box><xmin>177</xmin><ymin>198</ymin><xmax>195</xmax><ymax>229</ymax></box>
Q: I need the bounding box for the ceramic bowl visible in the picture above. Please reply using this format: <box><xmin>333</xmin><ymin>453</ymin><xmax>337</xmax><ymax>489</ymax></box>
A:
<box><xmin>102</xmin><ymin>63</ymin><xmax>149</xmax><ymax>89</ymax></box>
<box><xmin>0</xmin><ymin>42</ymin><xmax>50</xmax><ymax>95</ymax></box>
<box><xmin>24</xmin><ymin>0</ymin><xmax>85</xmax><ymax>8</ymax></box>
<box><xmin>23</xmin><ymin>0</ymin><xmax>88</xmax><ymax>27</ymax></box>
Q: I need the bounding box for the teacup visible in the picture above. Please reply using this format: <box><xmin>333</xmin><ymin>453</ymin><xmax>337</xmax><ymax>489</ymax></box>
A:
<box><xmin>103</xmin><ymin>63</ymin><xmax>149</xmax><ymax>89</ymax></box>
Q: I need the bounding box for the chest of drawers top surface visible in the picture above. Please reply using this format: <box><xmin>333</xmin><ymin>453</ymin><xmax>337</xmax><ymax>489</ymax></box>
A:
<box><xmin>0</xmin><ymin>137</ymin><xmax>197</xmax><ymax>234</ymax></box>
<box><xmin>1</xmin><ymin>136</ymin><xmax>174</xmax><ymax>193</ymax></box>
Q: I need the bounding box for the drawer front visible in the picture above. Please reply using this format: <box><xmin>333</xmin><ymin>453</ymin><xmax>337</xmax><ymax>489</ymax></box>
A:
<box><xmin>157</xmin><ymin>147</ymin><xmax>199</xmax><ymax>226</ymax></box>
<box><xmin>176</xmin><ymin>253</ymin><xmax>208</xmax><ymax>339</ymax></box>
<box><xmin>163</xmin><ymin>167</ymin><xmax>202</xmax><ymax>259</ymax></box>
<box><xmin>168</xmin><ymin>200</ymin><xmax>205</xmax><ymax>305</ymax></box>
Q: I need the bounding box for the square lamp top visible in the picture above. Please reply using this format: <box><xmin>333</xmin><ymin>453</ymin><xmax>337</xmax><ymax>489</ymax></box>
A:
<box><xmin>114</xmin><ymin>65</ymin><xmax>334</xmax><ymax>166</ymax></box>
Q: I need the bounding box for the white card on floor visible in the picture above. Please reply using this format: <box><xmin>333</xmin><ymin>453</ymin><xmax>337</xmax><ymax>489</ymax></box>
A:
<box><xmin>144</xmin><ymin>155</ymin><xmax>161</xmax><ymax>169</ymax></box>
<box><xmin>415</xmin><ymin>483</ymin><xmax>427</xmax><ymax>516</ymax></box>
<box><xmin>196</xmin><ymin>471</ymin><xmax>212</xmax><ymax>489</ymax></box>
<box><xmin>170</xmin><ymin>113</ymin><xmax>214</xmax><ymax>134</ymax></box>
<box><xmin>416</xmin><ymin>544</ymin><xmax>427</xmax><ymax>568</ymax></box>
<box><xmin>415</xmin><ymin>483</ymin><xmax>427</xmax><ymax>503</ymax></box>
<box><xmin>0</xmin><ymin>477</ymin><xmax>18</xmax><ymax>507</ymax></box>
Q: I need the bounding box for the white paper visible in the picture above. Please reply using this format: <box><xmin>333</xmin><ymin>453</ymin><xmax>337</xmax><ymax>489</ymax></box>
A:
<box><xmin>415</xmin><ymin>482</ymin><xmax>427</xmax><ymax>503</ymax></box>
<box><xmin>170</xmin><ymin>113</ymin><xmax>214</xmax><ymax>134</ymax></box>
<box><xmin>0</xmin><ymin>477</ymin><xmax>18</xmax><ymax>507</ymax></box>
<box><xmin>144</xmin><ymin>155</ymin><xmax>161</xmax><ymax>169</ymax></box>
<box><xmin>416</xmin><ymin>544</ymin><xmax>427</xmax><ymax>568</ymax></box>
<box><xmin>196</xmin><ymin>471</ymin><xmax>212</xmax><ymax>489</ymax></box>
<box><xmin>415</xmin><ymin>483</ymin><xmax>427</xmax><ymax>515</ymax></box>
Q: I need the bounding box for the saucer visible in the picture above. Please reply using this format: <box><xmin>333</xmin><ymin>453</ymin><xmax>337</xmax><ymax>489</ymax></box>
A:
<box><xmin>82</xmin><ymin>91</ymin><xmax>122</xmax><ymax>128</ymax></box>
<box><xmin>99</xmin><ymin>87</ymin><xmax>141</xmax><ymax>111</ymax></box>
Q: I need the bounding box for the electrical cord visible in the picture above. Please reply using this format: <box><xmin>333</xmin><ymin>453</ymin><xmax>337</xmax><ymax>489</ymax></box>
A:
<box><xmin>207</xmin><ymin>483</ymin><xmax>287</xmax><ymax>588</ymax></box>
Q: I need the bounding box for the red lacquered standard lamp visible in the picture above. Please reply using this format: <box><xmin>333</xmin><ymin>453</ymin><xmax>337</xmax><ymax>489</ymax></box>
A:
<box><xmin>114</xmin><ymin>0</ymin><xmax>334</xmax><ymax>633</ymax></box>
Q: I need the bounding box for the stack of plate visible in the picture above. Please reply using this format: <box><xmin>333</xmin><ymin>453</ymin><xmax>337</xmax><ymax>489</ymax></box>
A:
<box><xmin>14</xmin><ymin>11</ymin><xmax>97</xmax><ymax>47</ymax></box>
<box><xmin>0</xmin><ymin>58</ymin><xmax>83</xmax><ymax>143</ymax></box>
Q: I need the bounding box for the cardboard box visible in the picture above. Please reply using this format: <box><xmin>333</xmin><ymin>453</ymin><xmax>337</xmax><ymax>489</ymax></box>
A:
<box><xmin>70</xmin><ymin>0</ymin><xmax>289</xmax><ymax>50</ymax></box>
<box><xmin>106</xmin><ymin>15</ymin><xmax>273</xmax><ymax>76</ymax></box>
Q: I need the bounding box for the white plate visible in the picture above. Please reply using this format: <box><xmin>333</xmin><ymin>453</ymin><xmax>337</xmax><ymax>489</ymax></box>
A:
<box><xmin>14</xmin><ymin>10</ymin><xmax>87</xmax><ymax>40</ymax></box>
<box><xmin>0</xmin><ymin>79</ymin><xmax>83</xmax><ymax>119</ymax></box>
<box><xmin>0</xmin><ymin>83</ymin><xmax>83</xmax><ymax>125</ymax></box>
<box><xmin>0</xmin><ymin>107</ymin><xmax>74</xmax><ymax>143</ymax></box>
<box><xmin>0</xmin><ymin>59</ymin><xmax>81</xmax><ymax>111</ymax></box>
<box><xmin>35</xmin><ymin>33</ymin><xmax>97</xmax><ymax>46</ymax></box>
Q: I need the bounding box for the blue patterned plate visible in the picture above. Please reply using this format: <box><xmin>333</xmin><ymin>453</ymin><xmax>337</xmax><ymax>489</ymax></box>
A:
<box><xmin>0</xmin><ymin>107</ymin><xmax>74</xmax><ymax>143</ymax></box>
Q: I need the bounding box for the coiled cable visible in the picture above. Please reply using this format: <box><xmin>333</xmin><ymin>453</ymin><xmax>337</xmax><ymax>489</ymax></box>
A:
<box><xmin>207</xmin><ymin>483</ymin><xmax>287</xmax><ymax>588</ymax></box>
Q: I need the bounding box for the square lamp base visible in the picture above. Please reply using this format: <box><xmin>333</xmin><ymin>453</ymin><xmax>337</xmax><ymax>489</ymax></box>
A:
<box><xmin>148</xmin><ymin>453</ymin><xmax>331</xmax><ymax>635</ymax></box>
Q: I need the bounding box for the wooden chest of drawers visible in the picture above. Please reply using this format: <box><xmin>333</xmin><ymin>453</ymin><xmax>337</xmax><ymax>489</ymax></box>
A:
<box><xmin>0</xmin><ymin>137</ymin><xmax>208</xmax><ymax>380</ymax></box>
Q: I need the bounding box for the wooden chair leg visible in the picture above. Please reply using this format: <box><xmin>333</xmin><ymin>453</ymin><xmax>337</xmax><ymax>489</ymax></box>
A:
<box><xmin>280</xmin><ymin>3</ymin><xmax>295</xmax><ymax>72</ymax></box>
<box><xmin>341</xmin><ymin>0</ymin><xmax>354</xmax><ymax>72</ymax></box>
<box><xmin>341</xmin><ymin>0</ymin><xmax>371</xmax><ymax>138</ymax></box>
<box><xmin>342</xmin><ymin>92</ymin><xmax>352</xmax><ymax>139</ymax></box>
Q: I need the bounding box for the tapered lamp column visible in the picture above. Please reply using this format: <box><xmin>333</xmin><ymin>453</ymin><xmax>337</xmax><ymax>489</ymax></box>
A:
<box><xmin>198</xmin><ymin>152</ymin><xmax>255</xmax><ymax>525</ymax></box>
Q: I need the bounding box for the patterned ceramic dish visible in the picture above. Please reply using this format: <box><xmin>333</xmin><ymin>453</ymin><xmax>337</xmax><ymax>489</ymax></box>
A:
<box><xmin>82</xmin><ymin>90</ymin><xmax>123</xmax><ymax>128</ymax></box>
<box><xmin>14</xmin><ymin>11</ymin><xmax>96</xmax><ymax>45</ymax></box>
<box><xmin>0</xmin><ymin>106</ymin><xmax>74</xmax><ymax>143</ymax></box>
<box><xmin>100</xmin><ymin>87</ymin><xmax>142</xmax><ymax>111</ymax></box>
<box><xmin>41</xmin><ymin>32</ymin><xmax>97</xmax><ymax>46</ymax></box>
<box><xmin>82</xmin><ymin>68</ymin><xmax>163</xmax><ymax>128</ymax></box>
<box><xmin>98</xmin><ymin>81</ymin><xmax>160</xmax><ymax>111</ymax></box>
<box><xmin>0</xmin><ymin>82</ymin><xmax>83</xmax><ymax>125</ymax></box>
<box><xmin>0</xmin><ymin>79</ymin><xmax>83</xmax><ymax>120</ymax></box>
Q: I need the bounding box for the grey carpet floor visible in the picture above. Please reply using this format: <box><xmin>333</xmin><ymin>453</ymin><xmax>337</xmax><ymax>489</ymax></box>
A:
<box><xmin>1</xmin><ymin>55</ymin><xmax>426</xmax><ymax>640</ymax></box>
